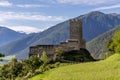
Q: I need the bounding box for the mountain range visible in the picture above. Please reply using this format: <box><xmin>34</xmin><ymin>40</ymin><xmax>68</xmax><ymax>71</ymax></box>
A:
<box><xmin>0</xmin><ymin>27</ymin><xmax>27</xmax><ymax>46</ymax></box>
<box><xmin>0</xmin><ymin>11</ymin><xmax>120</xmax><ymax>59</ymax></box>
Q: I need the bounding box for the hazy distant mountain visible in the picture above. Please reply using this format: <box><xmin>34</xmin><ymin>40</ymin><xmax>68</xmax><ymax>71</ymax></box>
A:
<box><xmin>0</xmin><ymin>26</ymin><xmax>27</xmax><ymax>46</ymax></box>
<box><xmin>0</xmin><ymin>11</ymin><xmax>120</xmax><ymax>59</ymax></box>
<box><xmin>0</xmin><ymin>22</ymin><xmax>69</xmax><ymax>57</ymax></box>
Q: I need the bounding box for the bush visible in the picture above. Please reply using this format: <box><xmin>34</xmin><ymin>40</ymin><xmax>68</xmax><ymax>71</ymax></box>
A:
<box><xmin>53</xmin><ymin>48</ymin><xmax>64</xmax><ymax>61</ymax></box>
<box><xmin>0</xmin><ymin>56</ymin><xmax>43</xmax><ymax>79</ymax></box>
<box><xmin>107</xmin><ymin>30</ymin><xmax>120</xmax><ymax>53</ymax></box>
<box><xmin>61</xmin><ymin>48</ymin><xmax>95</xmax><ymax>62</ymax></box>
<box><xmin>40</xmin><ymin>51</ymin><xmax>50</xmax><ymax>64</ymax></box>
<box><xmin>0</xmin><ymin>53</ymin><xmax>5</xmax><ymax>57</ymax></box>
<box><xmin>38</xmin><ymin>62</ymin><xmax>60</xmax><ymax>73</ymax></box>
<box><xmin>0</xmin><ymin>55</ymin><xmax>61</xmax><ymax>80</ymax></box>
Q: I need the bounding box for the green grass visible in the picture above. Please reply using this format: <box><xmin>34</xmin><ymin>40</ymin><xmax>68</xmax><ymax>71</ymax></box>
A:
<box><xmin>29</xmin><ymin>69</ymin><xmax>53</xmax><ymax>80</ymax></box>
<box><xmin>0</xmin><ymin>64</ymin><xmax>3</xmax><ymax>67</ymax></box>
<box><xmin>29</xmin><ymin>54</ymin><xmax>120</xmax><ymax>80</ymax></box>
<box><xmin>105</xmin><ymin>53</ymin><xmax>120</xmax><ymax>61</ymax></box>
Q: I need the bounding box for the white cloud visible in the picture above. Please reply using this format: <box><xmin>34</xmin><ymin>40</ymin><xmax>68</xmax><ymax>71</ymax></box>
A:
<box><xmin>92</xmin><ymin>4</ymin><xmax>120</xmax><ymax>11</ymax></box>
<box><xmin>0</xmin><ymin>11</ymin><xmax>68</xmax><ymax>34</ymax></box>
<box><xmin>6</xmin><ymin>26</ymin><xmax>43</xmax><ymax>34</ymax></box>
<box><xmin>0</xmin><ymin>11</ymin><xmax>67</xmax><ymax>22</ymax></box>
<box><xmin>17</xmin><ymin>4</ymin><xmax>48</xmax><ymax>8</ymax></box>
<box><xmin>0</xmin><ymin>1</ymin><xmax>12</xmax><ymax>7</ymax></box>
<box><xmin>55</xmin><ymin>0</ymin><xmax>118</xmax><ymax>5</ymax></box>
<box><xmin>0</xmin><ymin>1</ymin><xmax>49</xmax><ymax>8</ymax></box>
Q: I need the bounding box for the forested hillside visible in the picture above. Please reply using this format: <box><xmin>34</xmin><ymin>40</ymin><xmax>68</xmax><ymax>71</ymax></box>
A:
<box><xmin>87</xmin><ymin>26</ymin><xmax>120</xmax><ymax>59</ymax></box>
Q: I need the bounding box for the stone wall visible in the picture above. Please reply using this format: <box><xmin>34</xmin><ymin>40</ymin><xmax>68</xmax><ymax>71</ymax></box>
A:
<box><xmin>29</xmin><ymin>19</ymin><xmax>86</xmax><ymax>58</ymax></box>
<box><xmin>30</xmin><ymin>45</ymin><xmax>58</xmax><ymax>58</ymax></box>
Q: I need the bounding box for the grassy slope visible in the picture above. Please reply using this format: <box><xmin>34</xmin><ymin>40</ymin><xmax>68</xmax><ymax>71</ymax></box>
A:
<box><xmin>0</xmin><ymin>64</ymin><xmax>3</xmax><ymax>67</ymax></box>
<box><xmin>29</xmin><ymin>54</ymin><xmax>120</xmax><ymax>80</ymax></box>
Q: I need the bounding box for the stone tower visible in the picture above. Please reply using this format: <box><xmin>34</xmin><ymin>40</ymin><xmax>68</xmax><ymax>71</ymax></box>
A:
<box><xmin>29</xmin><ymin>18</ymin><xmax>86</xmax><ymax>58</ymax></box>
<box><xmin>69</xmin><ymin>19</ymin><xmax>86</xmax><ymax>48</ymax></box>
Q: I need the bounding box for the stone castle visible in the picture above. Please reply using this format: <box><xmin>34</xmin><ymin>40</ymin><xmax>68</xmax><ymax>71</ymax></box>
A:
<box><xmin>29</xmin><ymin>19</ymin><xmax>86</xmax><ymax>58</ymax></box>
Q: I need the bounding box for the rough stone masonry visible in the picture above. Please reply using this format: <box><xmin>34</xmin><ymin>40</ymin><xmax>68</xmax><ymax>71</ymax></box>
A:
<box><xmin>29</xmin><ymin>19</ymin><xmax>86</xmax><ymax>58</ymax></box>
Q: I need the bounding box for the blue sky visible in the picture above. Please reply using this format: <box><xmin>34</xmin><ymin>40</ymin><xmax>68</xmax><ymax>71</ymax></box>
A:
<box><xmin>0</xmin><ymin>0</ymin><xmax>120</xmax><ymax>34</ymax></box>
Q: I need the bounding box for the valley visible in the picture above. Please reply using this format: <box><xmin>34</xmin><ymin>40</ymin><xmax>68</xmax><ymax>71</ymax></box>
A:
<box><xmin>0</xmin><ymin>11</ymin><xmax>120</xmax><ymax>80</ymax></box>
<box><xmin>0</xmin><ymin>11</ymin><xmax>120</xmax><ymax>59</ymax></box>
<box><xmin>1</xmin><ymin>0</ymin><xmax>120</xmax><ymax>79</ymax></box>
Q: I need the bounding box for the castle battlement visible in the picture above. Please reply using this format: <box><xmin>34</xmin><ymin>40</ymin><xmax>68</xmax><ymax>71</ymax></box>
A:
<box><xmin>70</xmin><ymin>19</ymin><xmax>82</xmax><ymax>24</ymax></box>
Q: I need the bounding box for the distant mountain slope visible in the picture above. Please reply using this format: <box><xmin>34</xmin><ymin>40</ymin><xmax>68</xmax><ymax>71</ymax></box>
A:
<box><xmin>0</xmin><ymin>22</ymin><xmax>69</xmax><ymax>57</ymax></box>
<box><xmin>86</xmin><ymin>26</ymin><xmax>120</xmax><ymax>59</ymax></box>
<box><xmin>0</xmin><ymin>11</ymin><xmax>120</xmax><ymax>59</ymax></box>
<box><xmin>0</xmin><ymin>33</ymin><xmax>35</xmax><ymax>56</ymax></box>
<box><xmin>0</xmin><ymin>26</ymin><xmax>27</xmax><ymax>46</ymax></box>
<box><xmin>80</xmin><ymin>11</ymin><xmax>120</xmax><ymax>41</ymax></box>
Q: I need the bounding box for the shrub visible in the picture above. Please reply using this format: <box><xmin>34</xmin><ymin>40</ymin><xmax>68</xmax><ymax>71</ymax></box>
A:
<box><xmin>0</xmin><ymin>53</ymin><xmax>5</xmax><ymax>57</ymax></box>
<box><xmin>107</xmin><ymin>30</ymin><xmax>120</xmax><ymax>53</ymax></box>
<box><xmin>40</xmin><ymin>51</ymin><xmax>50</xmax><ymax>64</ymax></box>
<box><xmin>61</xmin><ymin>48</ymin><xmax>95</xmax><ymax>62</ymax></box>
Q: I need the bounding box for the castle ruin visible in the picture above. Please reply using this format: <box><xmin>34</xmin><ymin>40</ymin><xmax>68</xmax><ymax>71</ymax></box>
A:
<box><xmin>29</xmin><ymin>19</ymin><xmax>86</xmax><ymax>57</ymax></box>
